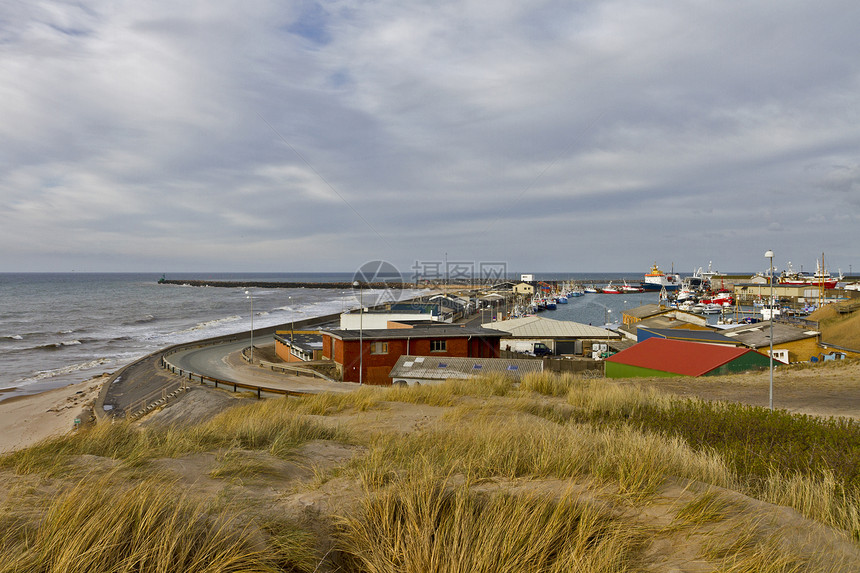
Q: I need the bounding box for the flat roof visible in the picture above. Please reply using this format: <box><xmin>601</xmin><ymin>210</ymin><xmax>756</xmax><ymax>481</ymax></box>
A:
<box><xmin>639</xmin><ymin>327</ymin><xmax>743</xmax><ymax>345</ymax></box>
<box><xmin>390</xmin><ymin>355</ymin><xmax>543</xmax><ymax>381</ymax></box>
<box><xmin>321</xmin><ymin>325</ymin><xmax>508</xmax><ymax>341</ymax></box>
<box><xmin>721</xmin><ymin>321</ymin><xmax>820</xmax><ymax>348</ymax></box>
<box><xmin>623</xmin><ymin>304</ymin><xmax>668</xmax><ymax>319</ymax></box>
<box><xmin>273</xmin><ymin>332</ymin><xmax>324</xmax><ymax>353</ymax></box>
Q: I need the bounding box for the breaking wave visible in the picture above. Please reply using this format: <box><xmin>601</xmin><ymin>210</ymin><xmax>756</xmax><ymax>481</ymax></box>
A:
<box><xmin>18</xmin><ymin>357</ymin><xmax>113</xmax><ymax>384</ymax></box>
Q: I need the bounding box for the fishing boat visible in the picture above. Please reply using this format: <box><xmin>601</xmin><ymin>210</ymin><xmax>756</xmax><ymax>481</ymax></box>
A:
<box><xmin>584</xmin><ymin>285</ymin><xmax>599</xmax><ymax>294</ymax></box>
<box><xmin>754</xmin><ymin>297</ymin><xmax>782</xmax><ymax>320</ymax></box>
<box><xmin>778</xmin><ymin>256</ymin><xmax>841</xmax><ymax>289</ymax></box>
<box><xmin>620</xmin><ymin>279</ymin><xmax>644</xmax><ymax>293</ymax></box>
<box><xmin>600</xmin><ymin>282</ymin><xmax>622</xmax><ymax>294</ymax></box>
<box><xmin>701</xmin><ymin>292</ymin><xmax>733</xmax><ymax>307</ymax></box>
<box><xmin>641</xmin><ymin>263</ymin><xmax>681</xmax><ymax>291</ymax></box>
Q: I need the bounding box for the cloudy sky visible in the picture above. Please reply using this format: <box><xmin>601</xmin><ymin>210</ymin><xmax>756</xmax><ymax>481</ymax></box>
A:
<box><xmin>2</xmin><ymin>1</ymin><xmax>858</xmax><ymax>276</ymax></box>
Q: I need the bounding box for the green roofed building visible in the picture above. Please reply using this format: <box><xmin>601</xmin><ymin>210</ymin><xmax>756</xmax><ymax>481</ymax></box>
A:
<box><xmin>604</xmin><ymin>337</ymin><xmax>772</xmax><ymax>378</ymax></box>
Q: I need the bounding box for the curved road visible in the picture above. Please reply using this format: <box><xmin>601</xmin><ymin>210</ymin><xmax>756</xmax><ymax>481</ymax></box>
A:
<box><xmin>102</xmin><ymin>332</ymin><xmax>357</xmax><ymax>419</ymax></box>
<box><xmin>170</xmin><ymin>338</ymin><xmax>256</xmax><ymax>384</ymax></box>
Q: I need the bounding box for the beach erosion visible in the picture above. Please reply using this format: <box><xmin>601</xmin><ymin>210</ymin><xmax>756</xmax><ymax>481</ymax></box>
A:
<box><xmin>0</xmin><ymin>374</ymin><xmax>105</xmax><ymax>454</ymax></box>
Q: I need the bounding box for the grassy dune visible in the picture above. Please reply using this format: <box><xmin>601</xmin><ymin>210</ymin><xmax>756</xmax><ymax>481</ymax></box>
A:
<box><xmin>2</xmin><ymin>366</ymin><xmax>860</xmax><ymax>571</ymax></box>
<box><xmin>811</xmin><ymin>302</ymin><xmax>860</xmax><ymax>350</ymax></box>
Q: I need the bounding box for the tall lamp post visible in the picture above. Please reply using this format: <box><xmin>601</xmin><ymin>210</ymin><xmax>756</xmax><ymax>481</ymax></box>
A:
<box><xmin>353</xmin><ymin>281</ymin><xmax>363</xmax><ymax>385</ymax></box>
<box><xmin>765</xmin><ymin>250</ymin><xmax>774</xmax><ymax>410</ymax></box>
<box><xmin>244</xmin><ymin>290</ymin><xmax>254</xmax><ymax>363</ymax></box>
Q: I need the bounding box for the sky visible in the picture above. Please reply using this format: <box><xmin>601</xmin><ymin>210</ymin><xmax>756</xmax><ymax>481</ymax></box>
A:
<box><xmin>1</xmin><ymin>1</ymin><xmax>859</xmax><ymax>277</ymax></box>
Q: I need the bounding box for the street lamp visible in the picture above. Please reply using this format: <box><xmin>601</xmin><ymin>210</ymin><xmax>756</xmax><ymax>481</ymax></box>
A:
<box><xmin>605</xmin><ymin>308</ymin><xmax>612</xmax><ymax>326</ymax></box>
<box><xmin>353</xmin><ymin>281</ymin><xmax>363</xmax><ymax>385</ymax></box>
<box><xmin>244</xmin><ymin>290</ymin><xmax>254</xmax><ymax>363</ymax></box>
<box><xmin>765</xmin><ymin>250</ymin><xmax>774</xmax><ymax>410</ymax></box>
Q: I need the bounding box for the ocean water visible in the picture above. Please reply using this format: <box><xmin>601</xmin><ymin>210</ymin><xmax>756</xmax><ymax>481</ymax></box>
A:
<box><xmin>0</xmin><ymin>273</ymin><xmax>381</xmax><ymax>400</ymax></box>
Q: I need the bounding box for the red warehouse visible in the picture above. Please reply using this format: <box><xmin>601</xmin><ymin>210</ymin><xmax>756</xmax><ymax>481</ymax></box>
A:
<box><xmin>320</xmin><ymin>325</ymin><xmax>506</xmax><ymax>385</ymax></box>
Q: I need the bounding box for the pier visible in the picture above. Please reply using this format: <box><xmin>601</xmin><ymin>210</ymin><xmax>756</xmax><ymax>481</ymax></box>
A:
<box><xmin>157</xmin><ymin>279</ymin><xmax>417</xmax><ymax>290</ymax></box>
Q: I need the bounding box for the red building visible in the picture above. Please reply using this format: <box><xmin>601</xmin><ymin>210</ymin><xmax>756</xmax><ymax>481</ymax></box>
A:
<box><xmin>320</xmin><ymin>325</ymin><xmax>505</xmax><ymax>385</ymax></box>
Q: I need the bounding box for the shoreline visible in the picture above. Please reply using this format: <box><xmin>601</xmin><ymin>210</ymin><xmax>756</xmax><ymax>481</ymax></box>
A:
<box><xmin>0</xmin><ymin>375</ymin><xmax>106</xmax><ymax>454</ymax></box>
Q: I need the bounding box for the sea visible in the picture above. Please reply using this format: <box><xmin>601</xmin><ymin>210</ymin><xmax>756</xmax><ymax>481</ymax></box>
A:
<box><xmin>0</xmin><ymin>271</ymin><xmax>672</xmax><ymax>401</ymax></box>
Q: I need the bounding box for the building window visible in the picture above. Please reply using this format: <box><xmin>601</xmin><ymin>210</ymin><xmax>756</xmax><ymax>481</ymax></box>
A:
<box><xmin>371</xmin><ymin>341</ymin><xmax>388</xmax><ymax>355</ymax></box>
<box><xmin>431</xmin><ymin>340</ymin><xmax>447</xmax><ymax>352</ymax></box>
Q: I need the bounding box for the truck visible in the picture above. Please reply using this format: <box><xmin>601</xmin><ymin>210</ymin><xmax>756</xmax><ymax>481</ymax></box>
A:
<box><xmin>508</xmin><ymin>340</ymin><xmax>552</xmax><ymax>356</ymax></box>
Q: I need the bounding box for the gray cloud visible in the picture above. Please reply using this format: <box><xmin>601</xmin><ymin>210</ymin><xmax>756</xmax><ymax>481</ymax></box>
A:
<box><xmin>1</xmin><ymin>0</ymin><xmax>858</xmax><ymax>274</ymax></box>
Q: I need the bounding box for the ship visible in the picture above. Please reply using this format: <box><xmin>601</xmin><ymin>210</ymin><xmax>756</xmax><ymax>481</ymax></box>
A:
<box><xmin>641</xmin><ymin>263</ymin><xmax>681</xmax><ymax>291</ymax></box>
<box><xmin>778</xmin><ymin>257</ymin><xmax>841</xmax><ymax>289</ymax></box>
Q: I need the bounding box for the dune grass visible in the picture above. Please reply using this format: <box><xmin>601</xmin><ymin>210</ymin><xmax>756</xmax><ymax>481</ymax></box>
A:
<box><xmin>336</xmin><ymin>471</ymin><xmax>643</xmax><ymax>573</ymax></box>
<box><xmin>2</xmin><ymin>368</ymin><xmax>859</xmax><ymax>570</ymax></box>
<box><xmin>344</xmin><ymin>406</ymin><xmax>734</xmax><ymax>502</ymax></box>
<box><xmin>0</xmin><ymin>473</ymin><xmax>319</xmax><ymax>573</ymax></box>
<box><xmin>0</xmin><ymin>398</ymin><xmax>347</xmax><ymax>475</ymax></box>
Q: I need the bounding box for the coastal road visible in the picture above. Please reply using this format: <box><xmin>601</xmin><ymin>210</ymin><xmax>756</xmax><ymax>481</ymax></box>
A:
<box><xmin>168</xmin><ymin>334</ymin><xmax>356</xmax><ymax>394</ymax></box>
<box><xmin>103</xmin><ymin>333</ymin><xmax>358</xmax><ymax>418</ymax></box>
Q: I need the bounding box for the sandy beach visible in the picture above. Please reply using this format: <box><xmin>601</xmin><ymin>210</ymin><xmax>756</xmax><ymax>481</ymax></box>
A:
<box><xmin>0</xmin><ymin>375</ymin><xmax>106</xmax><ymax>454</ymax></box>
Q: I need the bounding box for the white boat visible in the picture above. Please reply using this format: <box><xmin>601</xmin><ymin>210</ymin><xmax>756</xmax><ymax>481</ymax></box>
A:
<box><xmin>756</xmin><ymin>298</ymin><xmax>782</xmax><ymax>321</ymax></box>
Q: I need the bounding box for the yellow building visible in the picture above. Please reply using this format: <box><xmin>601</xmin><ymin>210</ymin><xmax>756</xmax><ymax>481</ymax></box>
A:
<box><xmin>513</xmin><ymin>282</ymin><xmax>535</xmax><ymax>295</ymax></box>
<box><xmin>721</xmin><ymin>321</ymin><xmax>821</xmax><ymax>364</ymax></box>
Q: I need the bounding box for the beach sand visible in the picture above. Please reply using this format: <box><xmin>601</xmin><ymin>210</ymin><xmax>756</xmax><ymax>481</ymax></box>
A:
<box><xmin>0</xmin><ymin>375</ymin><xmax>107</xmax><ymax>454</ymax></box>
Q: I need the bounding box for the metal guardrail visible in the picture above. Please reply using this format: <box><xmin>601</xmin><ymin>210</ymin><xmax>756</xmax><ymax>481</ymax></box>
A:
<box><xmin>160</xmin><ymin>354</ymin><xmax>314</xmax><ymax>400</ymax></box>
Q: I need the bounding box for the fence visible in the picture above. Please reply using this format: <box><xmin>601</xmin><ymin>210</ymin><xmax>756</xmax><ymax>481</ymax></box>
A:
<box><xmin>499</xmin><ymin>350</ymin><xmax>605</xmax><ymax>376</ymax></box>
<box><xmin>775</xmin><ymin>315</ymin><xmax>819</xmax><ymax>329</ymax></box>
<box><xmin>160</xmin><ymin>353</ymin><xmax>313</xmax><ymax>400</ymax></box>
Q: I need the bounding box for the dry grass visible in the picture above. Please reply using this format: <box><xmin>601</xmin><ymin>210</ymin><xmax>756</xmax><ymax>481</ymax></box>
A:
<box><xmin>675</xmin><ymin>490</ymin><xmax>734</xmax><ymax>525</ymax></box>
<box><xmin>336</xmin><ymin>471</ymin><xmax>643</xmax><ymax>573</ymax></box>
<box><xmin>0</xmin><ymin>473</ymin><xmax>318</xmax><ymax>573</ymax></box>
<box><xmin>344</xmin><ymin>405</ymin><xmax>734</xmax><ymax>502</ymax></box>
<box><xmin>810</xmin><ymin>302</ymin><xmax>860</xmax><ymax>350</ymax></box>
<box><xmin>0</xmin><ymin>399</ymin><xmax>348</xmax><ymax>475</ymax></box>
<box><xmin>2</xmin><ymin>369</ymin><xmax>859</xmax><ymax>570</ymax></box>
<box><xmin>763</xmin><ymin>469</ymin><xmax>860</xmax><ymax>537</ymax></box>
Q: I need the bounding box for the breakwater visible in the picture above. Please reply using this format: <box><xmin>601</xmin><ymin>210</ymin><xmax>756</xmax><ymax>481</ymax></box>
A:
<box><xmin>157</xmin><ymin>279</ymin><xmax>417</xmax><ymax>290</ymax></box>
